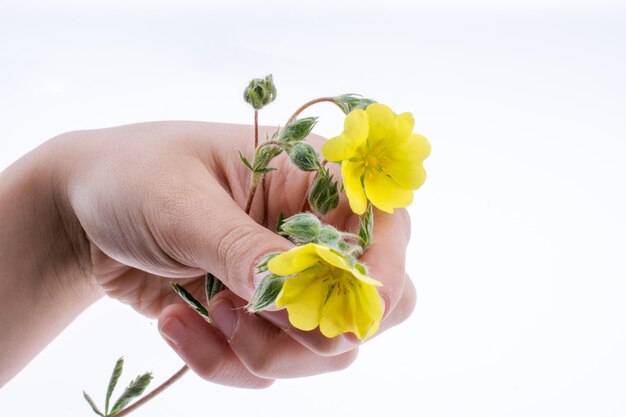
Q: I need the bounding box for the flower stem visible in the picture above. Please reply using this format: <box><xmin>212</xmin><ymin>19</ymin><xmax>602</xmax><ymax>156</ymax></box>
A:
<box><xmin>111</xmin><ymin>365</ymin><xmax>189</xmax><ymax>417</ymax></box>
<box><xmin>254</xmin><ymin>110</ymin><xmax>259</xmax><ymax>148</ymax></box>
<box><xmin>285</xmin><ymin>97</ymin><xmax>335</xmax><ymax>125</ymax></box>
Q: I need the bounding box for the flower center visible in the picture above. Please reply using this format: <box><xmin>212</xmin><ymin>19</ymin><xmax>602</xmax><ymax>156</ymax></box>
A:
<box><xmin>363</xmin><ymin>154</ymin><xmax>378</xmax><ymax>168</ymax></box>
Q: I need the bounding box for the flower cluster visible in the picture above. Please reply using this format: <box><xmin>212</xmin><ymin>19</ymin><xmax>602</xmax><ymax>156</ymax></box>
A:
<box><xmin>179</xmin><ymin>77</ymin><xmax>430</xmax><ymax>341</ymax></box>
<box><xmin>241</xmin><ymin>83</ymin><xmax>430</xmax><ymax>340</ymax></box>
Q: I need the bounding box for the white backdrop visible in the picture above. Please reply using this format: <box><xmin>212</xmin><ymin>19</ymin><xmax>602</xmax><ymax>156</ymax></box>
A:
<box><xmin>2</xmin><ymin>1</ymin><xmax>626</xmax><ymax>416</ymax></box>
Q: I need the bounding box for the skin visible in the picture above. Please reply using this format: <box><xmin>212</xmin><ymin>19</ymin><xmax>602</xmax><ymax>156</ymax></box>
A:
<box><xmin>0</xmin><ymin>121</ymin><xmax>416</xmax><ymax>388</ymax></box>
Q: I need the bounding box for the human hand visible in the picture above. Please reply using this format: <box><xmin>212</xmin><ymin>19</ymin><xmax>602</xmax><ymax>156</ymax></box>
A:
<box><xmin>57</xmin><ymin>121</ymin><xmax>416</xmax><ymax>387</ymax></box>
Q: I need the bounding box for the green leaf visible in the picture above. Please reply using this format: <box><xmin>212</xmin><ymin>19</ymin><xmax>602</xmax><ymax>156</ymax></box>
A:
<box><xmin>276</xmin><ymin>211</ymin><xmax>285</xmax><ymax>233</ymax></box>
<box><xmin>358</xmin><ymin>203</ymin><xmax>374</xmax><ymax>250</ymax></box>
<box><xmin>83</xmin><ymin>391</ymin><xmax>105</xmax><ymax>417</ymax></box>
<box><xmin>110</xmin><ymin>373</ymin><xmax>153</xmax><ymax>415</ymax></box>
<box><xmin>105</xmin><ymin>357</ymin><xmax>124</xmax><ymax>414</ymax></box>
<box><xmin>239</xmin><ymin>151</ymin><xmax>254</xmax><ymax>171</ymax></box>
<box><xmin>205</xmin><ymin>273</ymin><xmax>223</xmax><ymax>305</ymax></box>
<box><xmin>171</xmin><ymin>283</ymin><xmax>209</xmax><ymax>319</ymax></box>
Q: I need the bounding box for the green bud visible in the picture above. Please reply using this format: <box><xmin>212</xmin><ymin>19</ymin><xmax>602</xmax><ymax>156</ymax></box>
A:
<box><xmin>333</xmin><ymin>94</ymin><xmax>376</xmax><ymax>114</ymax></box>
<box><xmin>280</xmin><ymin>212</ymin><xmax>321</xmax><ymax>244</ymax></box>
<box><xmin>281</xmin><ymin>117</ymin><xmax>318</xmax><ymax>143</ymax></box>
<box><xmin>247</xmin><ymin>274</ymin><xmax>284</xmax><ymax>313</ymax></box>
<box><xmin>243</xmin><ymin>74</ymin><xmax>277</xmax><ymax>110</ymax></box>
<box><xmin>318</xmin><ymin>225</ymin><xmax>341</xmax><ymax>246</ymax></box>
<box><xmin>254</xmin><ymin>144</ymin><xmax>282</xmax><ymax>171</ymax></box>
<box><xmin>308</xmin><ymin>168</ymin><xmax>339</xmax><ymax>215</ymax></box>
<box><xmin>288</xmin><ymin>143</ymin><xmax>320</xmax><ymax>171</ymax></box>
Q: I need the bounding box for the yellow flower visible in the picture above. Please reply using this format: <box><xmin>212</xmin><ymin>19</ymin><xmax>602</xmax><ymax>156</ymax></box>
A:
<box><xmin>322</xmin><ymin>103</ymin><xmax>431</xmax><ymax>215</ymax></box>
<box><xmin>269</xmin><ymin>243</ymin><xmax>383</xmax><ymax>340</ymax></box>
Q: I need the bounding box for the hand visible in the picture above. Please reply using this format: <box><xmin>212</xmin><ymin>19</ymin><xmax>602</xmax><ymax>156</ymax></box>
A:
<box><xmin>14</xmin><ymin>121</ymin><xmax>417</xmax><ymax>387</ymax></box>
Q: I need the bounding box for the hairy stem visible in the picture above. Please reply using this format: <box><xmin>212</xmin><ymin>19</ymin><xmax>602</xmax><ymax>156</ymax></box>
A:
<box><xmin>254</xmin><ymin>110</ymin><xmax>259</xmax><ymax>148</ymax></box>
<box><xmin>111</xmin><ymin>365</ymin><xmax>189</xmax><ymax>417</ymax></box>
<box><xmin>285</xmin><ymin>97</ymin><xmax>335</xmax><ymax>126</ymax></box>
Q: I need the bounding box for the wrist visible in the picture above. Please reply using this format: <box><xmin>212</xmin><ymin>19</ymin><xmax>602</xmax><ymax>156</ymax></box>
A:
<box><xmin>0</xmin><ymin>133</ymin><xmax>102</xmax><ymax>386</ymax></box>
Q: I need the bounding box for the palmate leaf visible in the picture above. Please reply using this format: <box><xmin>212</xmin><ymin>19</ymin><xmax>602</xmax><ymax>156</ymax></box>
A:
<box><xmin>83</xmin><ymin>391</ymin><xmax>105</xmax><ymax>417</ymax></box>
<box><xmin>171</xmin><ymin>283</ymin><xmax>209</xmax><ymax>320</ymax></box>
<box><xmin>105</xmin><ymin>357</ymin><xmax>124</xmax><ymax>414</ymax></box>
<box><xmin>109</xmin><ymin>373</ymin><xmax>153</xmax><ymax>415</ymax></box>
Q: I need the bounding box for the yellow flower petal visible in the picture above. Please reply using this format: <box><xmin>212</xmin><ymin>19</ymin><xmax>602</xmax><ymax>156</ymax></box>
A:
<box><xmin>364</xmin><ymin>173</ymin><xmax>414</xmax><ymax>213</ymax></box>
<box><xmin>319</xmin><ymin>280</ymin><xmax>382</xmax><ymax>340</ymax></box>
<box><xmin>341</xmin><ymin>160</ymin><xmax>367</xmax><ymax>215</ymax></box>
<box><xmin>387</xmin><ymin>133</ymin><xmax>431</xmax><ymax>162</ymax></box>
<box><xmin>383</xmin><ymin>161</ymin><xmax>426</xmax><ymax>190</ymax></box>
<box><xmin>322</xmin><ymin>109</ymin><xmax>368</xmax><ymax>161</ymax></box>
<box><xmin>352</xmin><ymin>281</ymin><xmax>383</xmax><ymax>339</ymax></box>
<box><xmin>381</xmin><ymin>133</ymin><xmax>429</xmax><ymax>189</ymax></box>
<box><xmin>365</xmin><ymin>103</ymin><xmax>395</xmax><ymax>145</ymax></box>
<box><xmin>312</xmin><ymin>245</ymin><xmax>382</xmax><ymax>286</ymax></box>
<box><xmin>319</xmin><ymin>283</ymin><xmax>357</xmax><ymax>338</ymax></box>
<box><xmin>276</xmin><ymin>270</ymin><xmax>329</xmax><ymax>331</ymax></box>
<box><xmin>267</xmin><ymin>243</ymin><xmax>319</xmax><ymax>276</ymax></box>
<box><xmin>394</xmin><ymin>112</ymin><xmax>415</xmax><ymax>141</ymax></box>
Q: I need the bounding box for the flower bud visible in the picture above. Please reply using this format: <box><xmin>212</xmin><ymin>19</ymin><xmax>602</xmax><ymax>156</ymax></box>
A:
<box><xmin>280</xmin><ymin>212</ymin><xmax>321</xmax><ymax>244</ymax></box>
<box><xmin>281</xmin><ymin>117</ymin><xmax>318</xmax><ymax>143</ymax></box>
<box><xmin>243</xmin><ymin>74</ymin><xmax>277</xmax><ymax>110</ymax></box>
<box><xmin>318</xmin><ymin>225</ymin><xmax>341</xmax><ymax>246</ymax></box>
<box><xmin>288</xmin><ymin>143</ymin><xmax>321</xmax><ymax>172</ymax></box>
<box><xmin>308</xmin><ymin>169</ymin><xmax>339</xmax><ymax>215</ymax></box>
<box><xmin>333</xmin><ymin>94</ymin><xmax>376</xmax><ymax>114</ymax></box>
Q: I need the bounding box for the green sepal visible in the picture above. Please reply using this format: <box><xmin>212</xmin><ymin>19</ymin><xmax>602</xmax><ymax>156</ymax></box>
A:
<box><xmin>109</xmin><ymin>373</ymin><xmax>153</xmax><ymax>415</ymax></box>
<box><xmin>247</xmin><ymin>274</ymin><xmax>284</xmax><ymax>313</ymax></box>
<box><xmin>83</xmin><ymin>391</ymin><xmax>105</xmax><ymax>417</ymax></box>
<box><xmin>333</xmin><ymin>94</ymin><xmax>376</xmax><ymax>114</ymax></box>
<box><xmin>105</xmin><ymin>357</ymin><xmax>124</xmax><ymax>414</ymax></box>
<box><xmin>171</xmin><ymin>283</ymin><xmax>209</xmax><ymax>320</ymax></box>
<box><xmin>255</xmin><ymin>252</ymin><xmax>282</xmax><ymax>274</ymax></box>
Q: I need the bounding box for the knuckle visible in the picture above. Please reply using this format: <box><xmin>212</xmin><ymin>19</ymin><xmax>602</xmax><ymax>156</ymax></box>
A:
<box><xmin>303</xmin><ymin>335</ymin><xmax>349</xmax><ymax>357</ymax></box>
<box><xmin>196</xmin><ymin>358</ymin><xmax>223</xmax><ymax>382</ymax></box>
<box><xmin>216</xmin><ymin>221</ymin><xmax>257</xmax><ymax>266</ymax></box>
<box><xmin>245</xmin><ymin>349</ymin><xmax>276</xmax><ymax>377</ymax></box>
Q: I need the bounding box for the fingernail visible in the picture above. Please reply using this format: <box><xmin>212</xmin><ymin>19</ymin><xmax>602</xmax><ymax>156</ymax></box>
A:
<box><xmin>211</xmin><ymin>299</ymin><xmax>237</xmax><ymax>341</ymax></box>
<box><xmin>160</xmin><ymin>317</ymin><xmax>187</xmax><ymax>348</ymax></box>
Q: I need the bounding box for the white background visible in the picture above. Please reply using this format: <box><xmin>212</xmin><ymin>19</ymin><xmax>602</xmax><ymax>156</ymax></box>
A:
<box><xmin>2</xmin><ymin>1</ymin><xmax>626</xmax><ymax>416</ymax></box>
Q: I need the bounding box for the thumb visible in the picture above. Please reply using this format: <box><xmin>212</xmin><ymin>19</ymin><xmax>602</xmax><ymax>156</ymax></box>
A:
<box><xmin>159</xmin><ymin>173</ymin><xmax>293</xmax><ymax>301</ymax></box>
